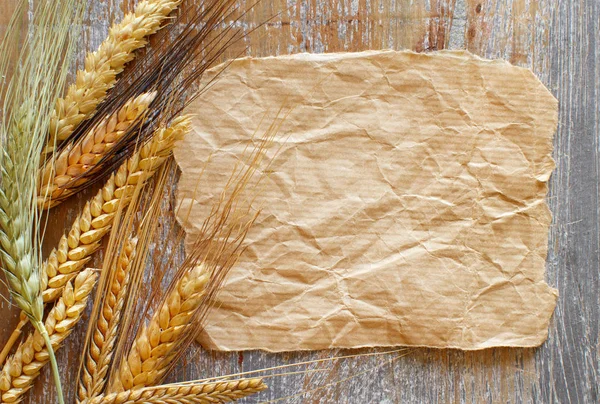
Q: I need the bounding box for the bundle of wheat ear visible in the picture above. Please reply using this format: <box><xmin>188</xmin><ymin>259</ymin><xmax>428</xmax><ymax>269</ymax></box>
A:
<box><xmin>0</xmin><ymin>0</ymin><xmax>273</xmax><ymax>402</ymax></box>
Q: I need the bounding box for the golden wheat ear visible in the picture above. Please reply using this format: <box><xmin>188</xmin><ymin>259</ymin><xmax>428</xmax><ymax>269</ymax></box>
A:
<box><xmin>87</xmin><ymin>379</ymin><xmax>267</xmax><ymax>403</ymax></box>
<box><xmin>106</xmin><ymin>114</ymin><xmax>280</xmax><ymax>394</ymax></box>
<box><xmin>47</xmin><ymin>0</ymin><xmax>183</xmax><ymax>151</ymax></box>
<box><xmin>0</xmin><ymin>118</ymin><xmax>192</xmax><ymax>371</ymax></box>
<box><xmin>40</xmin><ymin>116</ymin><xmax>192</xmax><ymax>300</ymax></box>
<box><xmin>77</xmin><ymin>149</ymin><xmax>174</xmax><ymax>403</ymax></box>
<box><xmin>77</xmin><ymin>238</ymin><xmax>138</xmax><ymax>402</ymax></box>
<box><xmin>0</xmin><ymin>269</ymin><xmax>98</xmax><ymax>403</ymax></box>
<box><xmin>108</xmin><ymin>262</ymin><xmax>213</xmax><ymax>393</ymax></box>
<box><xmin>40</xmin><ymin>0</ymin><xmax>245</xmax><ymax>209</ymax></box>
<box><xmin>39</xmin><ymin>92</ymin><xmax>157</xmax><ymax>208</ymax></box>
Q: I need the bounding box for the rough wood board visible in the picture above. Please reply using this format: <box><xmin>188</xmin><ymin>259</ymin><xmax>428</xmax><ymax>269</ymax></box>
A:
<box><xmin>0</xmin><ymin>0</ymin><xmax>597</xmax><ymax>402</ymax></box>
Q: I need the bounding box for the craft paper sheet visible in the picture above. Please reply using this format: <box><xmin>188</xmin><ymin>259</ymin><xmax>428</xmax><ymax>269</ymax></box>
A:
<box><xmin>175</xmin><ymin>50</ymin><xmax>558</xmax><ymax>351</ymax></box>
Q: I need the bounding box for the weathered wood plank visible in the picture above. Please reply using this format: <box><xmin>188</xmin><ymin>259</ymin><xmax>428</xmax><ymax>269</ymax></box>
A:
<box><xmin>1</xmin><ymin>0</ymin><xmax>598</xmax><ymax>402</ymax></box>
<box><xmin>464</xmin><ymin>0</ymin><xmax>599</xmax><ymax>403</ymax></box>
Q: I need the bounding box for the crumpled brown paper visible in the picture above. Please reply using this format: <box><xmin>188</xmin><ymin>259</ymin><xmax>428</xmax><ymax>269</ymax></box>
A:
<box><xmin>174</xmin><ymin>50</ymin><xmax>558</xmax><ymax>351</ymax></box>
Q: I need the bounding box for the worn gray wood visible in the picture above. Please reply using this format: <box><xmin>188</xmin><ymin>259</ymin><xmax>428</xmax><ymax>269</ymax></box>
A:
<box><xmin>0</xmin><ymin>0</ymin><xmax>598</xmax><ymax>402</ymax></box>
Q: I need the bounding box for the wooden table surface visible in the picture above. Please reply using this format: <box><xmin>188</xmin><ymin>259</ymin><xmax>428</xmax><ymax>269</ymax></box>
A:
<box><xmin>0</xmin><ymin>0</ymin><xmax>598</xmax><ymax>402</ymax></box>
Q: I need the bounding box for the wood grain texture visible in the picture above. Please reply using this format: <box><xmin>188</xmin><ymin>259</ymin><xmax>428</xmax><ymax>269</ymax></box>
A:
<box><xmin>0</xmin><ymin>0</ymin><xmax>597</xmax><ymax>402</ymax></box>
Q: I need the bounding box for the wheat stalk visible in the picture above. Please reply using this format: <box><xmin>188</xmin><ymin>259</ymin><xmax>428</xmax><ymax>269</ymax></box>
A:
<box><xmin>108</xmin><ymin>263</ymin><xmax>211</xmax><ymax>393</ymax></box>
<box><xmin>0</xmin><ymin>315</ymin><xmax>28</xmax><ymax>367</ymax></box>
<box><xmin>78</xmin><ymin>238</ymin><xmax>137</xmax><ymax>402</ymax></box>
<box><xmin>89</xmin><ymin>379</ymin><xmax>267</xmax><ymax>404</ymax></box>
<box><xmin>47</xmin><ymin>0</ymin><xmax>182</xmax><ymax>150</ymax></box>
<box><xmin>0</xmin><ymin>269</ymin><xmax>98</xmax><ymax>403</ymax></box>
<box><xmin>40</xmin><ymin>92</ymin><xmax>157</xmax><ymax>208</ymax></box>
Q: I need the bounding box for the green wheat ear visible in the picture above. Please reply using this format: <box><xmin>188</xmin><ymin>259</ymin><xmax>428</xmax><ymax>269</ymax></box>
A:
<box><xmin>0</xmin><ymin>106</ymin><xmax>45</xmax><ymax>323</ymax></box>
<box><xmin>0</xmin><ymin>1</ymin><xmax>86</xmax><ymax>403</ymax></box>
<box><xmin>0</xmin><ymin>105</ymin><xmax>63</xmax><ymax>402</ymax></box>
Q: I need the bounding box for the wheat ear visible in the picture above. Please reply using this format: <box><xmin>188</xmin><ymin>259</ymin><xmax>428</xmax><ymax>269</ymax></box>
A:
<box><xmin>78</xmin><ymin>238</ymin><xmax>137</xmax><ymax>402</ymax></box>
<box><xmin>41</xmin><ymin>116</ymin><xmax>192</xmax><ymax>304</ymax></box>
<box><xmin>40</xmin><ymin>92</ymin><xmax>157</xmax><ymax>208</ymax></box>
<box><xmin>0</xmin><ymin>108</ymin><xmax>69</xmax><ymax>403</ymax></box>
<box><xmin>0</xmin><ymin>117</ymin><xmax>191</xmax><ymax>367</ymax></box>
<box><xmin>90</xmin><ymin>379</ymin><xmax>267</xmax><ymax>404</ymax></box>
<box><xmin>108</xmin><ymin>263</ymin><xmax>210</xmax><ymax>393</ymax></box>
<box><xmin>48</xmin><ymin>0</ymin><xmax>182</xmax><ymax>149</ymax></box>
<box><xmin>108</xmin><ymin>117</ymin><xmax>277</xmax><ymax>393</ymax></box>
<box><xmin>0</xmin><ymin>269</ymin><xmax>98</xmax><ymax>403</ymax></box>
